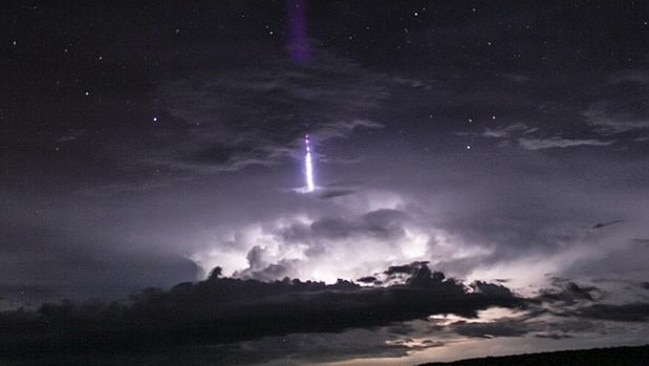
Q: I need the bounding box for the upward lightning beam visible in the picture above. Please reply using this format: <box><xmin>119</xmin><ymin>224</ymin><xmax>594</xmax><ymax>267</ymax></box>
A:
<box><xmin>305</xmin><ymin>134</ymin><xmax>315</xmax><ymax>192</ymax></box>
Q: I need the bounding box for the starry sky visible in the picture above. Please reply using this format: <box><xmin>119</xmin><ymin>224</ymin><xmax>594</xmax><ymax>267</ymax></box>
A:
<box><xmin>2</xmin><ymin>1</ymin><xmax>649</xmax><ymax>364</ymax></box>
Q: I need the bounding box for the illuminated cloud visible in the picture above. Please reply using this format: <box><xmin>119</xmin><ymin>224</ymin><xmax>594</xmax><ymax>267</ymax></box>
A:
<box><xmin>188</xmin><ymin>193</ymin><xmax>491</xmax><ymax>284</ymax></box>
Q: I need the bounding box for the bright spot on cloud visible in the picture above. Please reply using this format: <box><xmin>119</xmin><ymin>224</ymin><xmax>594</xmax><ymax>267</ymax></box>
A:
<box><xmin>401</xmin><ymin>228</ymin><xmax>429</xmax><ymax>258</ymax></box>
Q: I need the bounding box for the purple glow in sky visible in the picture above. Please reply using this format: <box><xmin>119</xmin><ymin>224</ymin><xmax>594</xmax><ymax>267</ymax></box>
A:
<box><xmin>286</xmin><ymin>0</ymin><xmax>310</xmax><ymax>62</ymax></box>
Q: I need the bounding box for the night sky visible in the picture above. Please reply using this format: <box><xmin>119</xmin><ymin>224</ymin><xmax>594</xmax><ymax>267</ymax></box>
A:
<box><xmin>2</xmin><ymin>1</ymin><xmax>649</xmax><ymax>365</ymax></box>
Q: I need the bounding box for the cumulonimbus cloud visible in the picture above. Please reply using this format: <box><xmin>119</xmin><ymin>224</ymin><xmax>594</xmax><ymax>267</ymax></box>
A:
<box><xmin>189</xmin><ymin>205</ymin><xmax>491</xmax><ymax>284</ymax></box>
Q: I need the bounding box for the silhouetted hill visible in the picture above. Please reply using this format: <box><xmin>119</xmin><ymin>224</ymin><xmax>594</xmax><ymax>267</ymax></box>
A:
<box><xmin>419</xmin><ymin>345</ymin><xmax>649</xmax><ymax>366</ymax></box>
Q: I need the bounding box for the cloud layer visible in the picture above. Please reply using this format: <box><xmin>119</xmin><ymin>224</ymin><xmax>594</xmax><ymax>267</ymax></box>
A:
<box><xmin>3</xmin><ymin>263</ymin><xmax>649</xmax><ymax>365</ymax></box>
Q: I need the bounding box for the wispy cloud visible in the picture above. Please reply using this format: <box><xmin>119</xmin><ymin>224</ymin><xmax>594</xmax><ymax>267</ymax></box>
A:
<box><xmin>583</xmin><ymin>102</ymin><xmax>649</xmax><ymax>134</ymax></box>
<box><xmin>517</xmin><ymin>137</ymin><xmax>615</xmax><ymax>150</ymax></box>
<box><xmin>482</xmin><ymin>123</ymin><xmax>534</xmax><ymax>139</ymax></box>
<box><xmin>150</xmin><ymin>52</ymin><xmax>388</xmax><ymax>174</ymax></box>
<box><xmin>480</xmin><ymin>123</ymin><xmax>614</xmax><ymax>150</ymax></box>
<box><xmin>608</xmin><ymin>70</ymin><xmax>649</xmax><ymax>85</ymax></box>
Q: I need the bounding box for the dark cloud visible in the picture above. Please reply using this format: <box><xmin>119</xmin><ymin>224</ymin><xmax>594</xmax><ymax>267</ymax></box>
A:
<box><xmin>573</xmin><ymin>303</ymin><xmax>649</xmax><ymax>322</ymax></box>
<box><xmin>535</xmin><ymin>333</ymin><xmax>574</xmax><ymax>339</ymax></box>
<box><xmin>357</xmin><ymin>276</ymin><xmax>379</xmax><ymax>284</ymax></box>
<box><xmin>0</xmin><ymin>264</ymin><xmax>526</xmax><ymax>359</ymax></box>
<box><xmin>385</xmin><ymin>262</ymin><xmax>429</xmax><ymax>276</ymax></box>
<box><xmin>536</xmin><ymin>281</ymin><xmax>602</xmax><ymax>305</ymax></box>
<box><xmin>592</xmin><ymin>220</ymin><xmax>624</xmax><ymax>229</ymax></box>
<box><xmin>215</xmin><ymin>329</ymin><xmax>425</xmax><ymax>366</ymax></box>
<box><xmin>451</xmin><ymin>320</ymin><xmax>528</xmax><ymax>339</ymax></box>
<box><xmin>318</xmin><ymin>188</ymin><xmax>357</xmax><ymax>199</ymax></box>
<box><xmin>471</xmin><ymin>281</ymin><xmax>515</xmax><ymax>299</ymax></box>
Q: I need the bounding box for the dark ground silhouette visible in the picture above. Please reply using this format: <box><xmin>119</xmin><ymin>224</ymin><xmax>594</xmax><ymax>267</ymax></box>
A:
<box><xmin>420</xmin><ymin>345</ymin><xmax>649</xmax><ymax>366</ymax></box>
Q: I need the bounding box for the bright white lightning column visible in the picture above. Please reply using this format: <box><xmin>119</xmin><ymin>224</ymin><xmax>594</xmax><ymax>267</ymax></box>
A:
<box><xmin>305</xmin><ymin>134</ymin><xmax>315</xmax><ymax>192</ymax></box>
